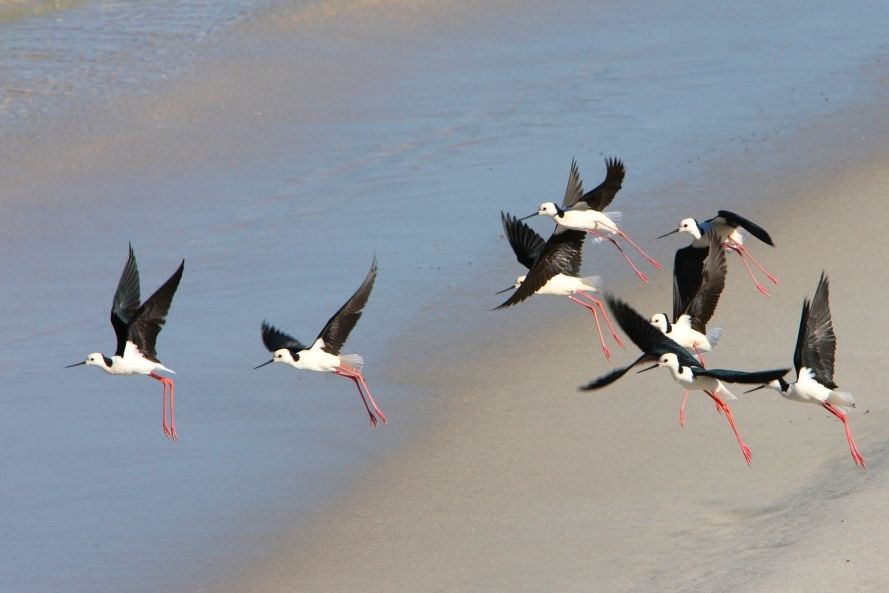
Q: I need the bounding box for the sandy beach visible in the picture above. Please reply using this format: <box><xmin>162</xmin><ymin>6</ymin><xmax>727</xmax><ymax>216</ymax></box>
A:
<box><xmin>2</xmin><ymin>1</ymin><xmax>889</xmax><ymax>592</ymax></box>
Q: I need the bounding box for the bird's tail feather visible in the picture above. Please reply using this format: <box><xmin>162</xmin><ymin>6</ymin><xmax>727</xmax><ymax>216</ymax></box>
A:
<box><xmin>339</xmin><ymin>353</ymin><xmax>364</xmax><ymax>370</ymax></box>
<box><xmin>827</xmin><ymin>390</ymin><xmax>855</xmax><ymax>410</ymax></box>
<box><xmin>581</xmin><ymin>275</ymin><xmax>603</xmax><ymax>291</ymax></box>
<box><xmin>706</xmin><ymin>327</ymin><xmax>723</xmax><ymax>348</ymax></box>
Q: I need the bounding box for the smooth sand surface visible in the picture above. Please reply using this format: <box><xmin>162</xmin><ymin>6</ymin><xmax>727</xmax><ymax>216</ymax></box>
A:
<box><xmin>216</xmin><ymin>145</ymin><xmax>889</xmax><ymax>592</ymax></box>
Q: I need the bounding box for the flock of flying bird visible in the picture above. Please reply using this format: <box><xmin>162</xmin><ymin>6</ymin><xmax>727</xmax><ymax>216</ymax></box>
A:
<box><xmin>495</xmin><ymin>158</ymin><xmax>863</xmax><ymax>467</ymax></box>
<box><xmin>64</xmin><ymin>157</ymin><xmax>864</xmax><ymax>468</ymax></box>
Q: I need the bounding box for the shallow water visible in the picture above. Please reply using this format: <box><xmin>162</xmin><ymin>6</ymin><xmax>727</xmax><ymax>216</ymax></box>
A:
<box><xmin>0</xmin><ymin>0</ymin><xmax>887</xmax><ymax>591</ymax></box>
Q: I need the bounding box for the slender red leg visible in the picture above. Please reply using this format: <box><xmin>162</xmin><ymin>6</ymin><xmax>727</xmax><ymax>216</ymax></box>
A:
<box><xmin>679</xmin><ymin>390</ymin><xmax>690</xmax><ymax>427</ymax></box>
<box><xmin>167</xmin><ymin>378</ymin><xmax>178</xmax><ymax>442</ymax></box>
<box><xmin>576</xmin><ymin>291</ymin><xmax>624</xmax><ymax>347</ymax></box>
<box><xmin>690</xmin><ymin>346</ymin><xmax>721</xmax><ymax>414</ymax></box>
<box><xmin>570</xmin><ymin>295</ymin><xmax>610</xmax><ymax>360</ymax></box>
<box><xmin>705</xmin><ymin>390</ymin><xmax>752</xmax><ymax>465</ymax></box>
<box><xmin>335</xmin><ymin>366</ymin><xmax>382</xmax><ymax>427</ymax></box>
<box><xmin>726</xmin><ymin>243</ymin><xmax>770</xmax><ymax>295</ymax></box>
<box><xmin>693</xmin><ymin>345</ymin><xmax>707</xmax><ymax>367</ymax></box>
<box><xmin>823</xmin><ymin>403</ymin><xmax>866</xmax><ymax>467</ymax></box>
<box><xmin>617</xmin><ymin>230</ymin><xmax>663</xmax><ymax>270</ymax></box>
<box><xmin>730</xmin><ymin>240</ymin><xmax>779</xmax><ymax>285</ymax></box>
<box><xmin>150</xmin><ymin>373</ymin><xmax>176</xmax><ymax>442</ymax></box>
<box><xmin>588</xmin><ymin>229</ymin><xmax>649</xmax><ymax>283</ymax></box>
<box><xmin>353</xmin><ymin>369</ymin><xmax>387</xmax><ymax>423</ymax></box>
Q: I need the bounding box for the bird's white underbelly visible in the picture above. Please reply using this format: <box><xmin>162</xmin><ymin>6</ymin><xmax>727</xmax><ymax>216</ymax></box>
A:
<box><xmin>537</xmin><ymin>274</ymin><xmax>595</xmax><ymax>296</ymax></box>
<box><xmin>107</xmin><ymin>355</ymin><xmax>169</xmax><ymax>376</ymax></box>
<box><xmin>785</xmin><ymin>370</ymin><xmax>832</xmax><ymax>404</ymax></box>
<box><xmin>667</xmin><ymin>326</ymin><xmax>712</xmax><ymax>352</ymax></box>
<box><xmin>293</xmin><ymin>348</ymin><xmax>341</xmax><ymax>372</ymax></box>
<box><xmin>557</xmin><ymin>210</ymin><xmax>619</xmax><ymax>233</ymax></box>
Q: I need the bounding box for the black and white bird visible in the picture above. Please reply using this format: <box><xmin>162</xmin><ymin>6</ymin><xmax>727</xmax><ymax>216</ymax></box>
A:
<box><xmin>521</xmin><ymin>158</ymin><xmax>662</xmax><ymax>283</ymax></box>
<box><xmin>581</xmin><ymin>295</ymin><xmax>789</xmax><ymax>465</ymax></box>
<box><xmin>255</xmin><ymin>257</ymin><xmax>386</xmax><ymax>427</ymax></box>
<box><xmin>496</xmin><ymin>210</ymin><xmax>623</xmax><ymax>360</ymax></box>
<box><xmin>650</xmin><ymin>230</ymin><xmax>727</xmax><ymax>426</ymax></box>
<box><xmin>745</xmin><ymin>273</ymin><xmax>864</xmax><ymax>467</ymax></box>
<box><xmin>66</xmin><ymin>244</ymin><xmax>184</xmax><ymax>441</ymax></box>
<box><xmin>659</xmin><ymin>210</ymin><xmax>778</xmax><ymax>295</ymax></box>
<box><xmin>650</xmin><ymin>230</ymin><xmax>727</xmax><ymax>362</ymax></box>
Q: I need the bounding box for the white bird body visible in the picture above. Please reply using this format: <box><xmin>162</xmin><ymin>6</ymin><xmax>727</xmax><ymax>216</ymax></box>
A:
<box><xmin>766</xmin><ymin>368</ymin><xmax>854</xmax><ymax>409</ymax></box>
<box><xmin>84</xmin><ymin>342</ymin><xmax>175</xmax><ymax>376</ymax></box>
<box><xmin>658</xmin><ymin>353</ymin><xmax>737</xmax><ymax>400</ymax></box>
<box><xmin>537</xmin><ymin>202</ymin><xmax>621</xmax><ymax>234</ymax></box>
<box><xmin>649</xmin><ymin>313</ymin><xmax>718</xmax><ymax>353</ymax></box>
<box><xmin>678</xmin><ymin>217</ymin><xmax>745</xmax><ymax>247</ymax></box>
<box><xmin>512</xmin><ymin>273</ymin><xmax>601</xmax><ymax>297</ymax></box>
<box><xmin>270</xmin><ymin>339</ymin><xmax>363</xmax><ymax>373</ymax></box>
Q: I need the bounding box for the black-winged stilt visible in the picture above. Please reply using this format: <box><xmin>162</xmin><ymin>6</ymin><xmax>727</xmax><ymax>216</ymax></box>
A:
<box><xmin>659</xmin><ymin>209</ymin><xmax>778</xmax><ymax>295</ymax></box>
<box><xmin>255</xmin><ymin>257</ymin><xmax>385</xmax><ymax>427</ymax></box>
<box><xmin>522</xmin><ymin>158</ymin><xmax>662</xmax><ymax>283</ymax></box>
<box><xmin>745</xmin><ymin>273</ymin><xmax>865</xmax><ymax>467</ymax></box>
<box><xmin>66</xmin><ymin>244</ymin><xmax>184</xmax><ymax>441</ymax></box>
<box><xmin>650</xmin><ymin>230</ymin><xmax>727</xmax><ymax>425</ymax></box>
<box><xmin>581</xmin><ymin>295</ymin><xmax>789</xmax><ymax>465</ymax></box>
<box><xmin>496</xmin><ymin>211</ymin><xmax>623</xmax><ymax>360</ymax></box>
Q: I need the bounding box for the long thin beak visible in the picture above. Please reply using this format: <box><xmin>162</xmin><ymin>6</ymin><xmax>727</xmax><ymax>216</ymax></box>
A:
<box><xmin>636</xmin><ymin>363</ymin><xmax>660</xmax><ymax>374</ymax></box>
<box><xmin>254</xmin><ymin>359</ymin><xmax>274</xmax><ymax>370</ymax></box>
<box><xmin>657</xmin><ymin>228</ymin><xmax>680</xmax><ymax>239</ymax></box>
<box><xmin>495</xmin><ymin>285</ymin><xmax>515</xmax><ymax>295</ymax></box>
<box><xmin>744</xmin><ymin>384</ymin><xmax>768</xmax><ymax>394</ymax></box>
<box><xmin>519</xmin><ymin>212</ymin><xmax>538</xmax><ymax>221</ymax></box>
<box><xmin>65</xmin><ymin>361</ymin><xmax>86</xmax><ymax>368</ymax></box>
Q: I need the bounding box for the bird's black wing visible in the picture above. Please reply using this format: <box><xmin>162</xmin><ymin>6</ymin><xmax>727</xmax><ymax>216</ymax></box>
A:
<box><xmin>501</xmin><ymin>211</ymin><xmax>546</xmax><ymax>269</ymax></box>
<box><xmin>577</xmin><ymin>157</ymin><xmax>624</xmax><ymax>211</ymax></box>
<box><xmin>111</xmin><ymin>244</ymin><xmax>141</xmax><ymax>357</ymax></box>
<box><xmin>681</xmin><ymin>230</ymin><xmax>727</xmax><ymax>333</ymax></box>
<box><xmin>605</xmin><ymin>295</ymin><xmax>699</xmax><ymax>367</ymax></box>
<box><xmin>560</xmin><ymin>159</ymin><xmax>585</xmax><ymax>209</ymax></box>
<box><xmin>579</xmin><ymin>296</ymin><xmax>698</xmax><ymax>390</ymax></box>
<box><xmin>672</xmin><ymin>245</ymin><xmax>708</xmax><ymax>322</ymax></box>
<box><xmin>715</xmin><ymin>210</ymin><xmax>774</xmax><ymax>246</ymax></box>
<box><xmin>696</xmin><ymin>367</ymin><xmax>791</xmax><ymax>384</ymax></box>
<box><xmin>795</xmin><ymin>272</ymin><xmax>838</xmax><ymax>388</ymax></box>
<box><xmin>579</xmin><ymin>353</ymin><xmax>651</xmax><ymax>391</ymax></box>
<box><xmin>261</xmin><ymin>321</ymin><xmax>307</xmax><ymax>354</ymax></box>
<box><xmin>495</xmin><ymin>230</ymin><xmax>586</xmax><ymax>309</ymax></box>
<box><xmin>126</xmin><ymin>260</ymin><xmax>184</xmax><ymax>362</ymax></box>
<box><xmin>316</xmin><ymin>257</ymin><xmax>377</xmax><ymax>355</ymax></box>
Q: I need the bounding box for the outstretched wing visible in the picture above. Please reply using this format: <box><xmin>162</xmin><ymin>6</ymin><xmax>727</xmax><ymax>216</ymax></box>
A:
<box><xmin>560</xmin><ymin>159</ymin><xmax>585</xmax><ymax>209</ymax></box>
<box><xmin>495</xmin><ymin>230</ymin><xmax>585</xmax><ymax>309</ymax></box>
<box><xmin>316</xmin><ymin>257</ymin><xmax>377</xmax><ymax>355</ymax></box>
<box><xmin>680</xmin><ymin>230</ymin><xmax>727</xmax><ymax>332</ymax></box>
<box><xmin>605</xmin><ymin>295</ymin><xmax>699</xmax><ymax>367</ymax></box>
<box><xmin>672</xmin><ymin>245</ymin><xmax>708</xmax><ymax>322</ymax></box>
<box><xmin>579</xmin><ymin>353</ymin><xmax>651</xmax><ymax>391</ymax></box>
<box><xmin>502</xmin><ymin>211</ymin><xmax>546</xmax><ymax>269</ymax></box>
<box><xmin>696</xmin><ymin>367</ymin><xmax>790</xmax><ymax>384</ymax></box>
<box><xmin>111</xmin><ymin>244</ymin><xmax>141</xmax><ymax>357</ymax></box>
<box><xmin>261</xmin><ymin>321</ymin><xmax>307</xmax><ymax>354</ymax></box>
<box><xmin>794</xmin><ymin>272</ymin><xmax>838</xmax><ymax>388</ymax></box>
<box><xmin>125</xmin><ymin>260</ymin><xmax>184</xmax><ymax>361</ymax></box>
<box><xmin>714</xmin><ymin>210</ymin><xmax>774</xmax><ymax>246</ymax></box>
<box><xmin>579</xmin><ymin>296</ymin><xmax>698</xmax><ymax>390</ymax></box>
<box><xmin>577</xmin><ymin>157</ymin><xmax>624</xmax><ymax>211</ymax></box>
